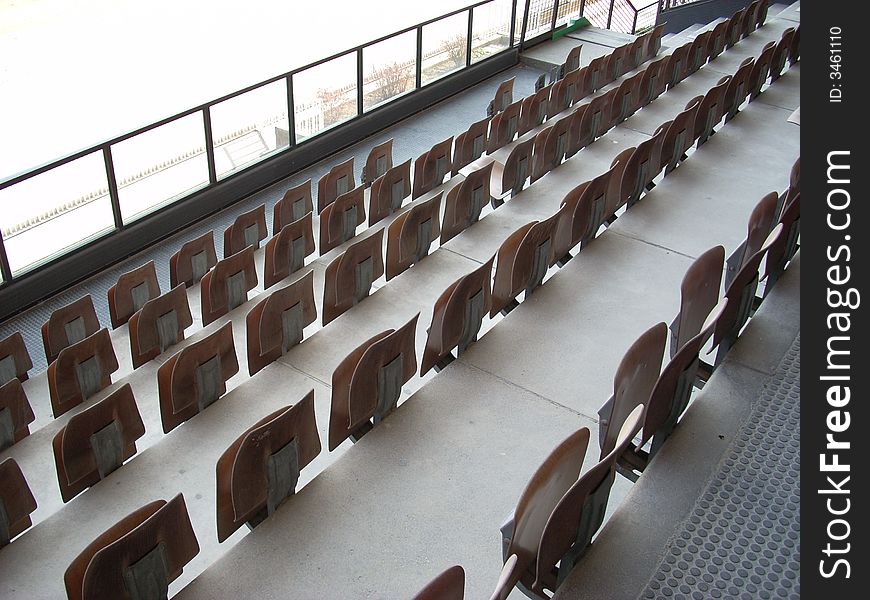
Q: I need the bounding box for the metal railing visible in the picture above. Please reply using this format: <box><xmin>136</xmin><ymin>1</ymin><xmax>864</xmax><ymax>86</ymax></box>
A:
<box><xmin>0</xmin><ymin>0</ymin><xmax>659</xmax><ymax>307</ymax></box>
<box><xmin>660</xmin><ymin>0</ymin><xmax>707</xmax><ymax>9</ymax></box>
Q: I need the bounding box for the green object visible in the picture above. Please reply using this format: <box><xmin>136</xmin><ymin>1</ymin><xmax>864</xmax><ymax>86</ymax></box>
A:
<box><xmin>553</xmin><ymin>16</ymin><xmax>591</xmax><ymax>40</ymax></box>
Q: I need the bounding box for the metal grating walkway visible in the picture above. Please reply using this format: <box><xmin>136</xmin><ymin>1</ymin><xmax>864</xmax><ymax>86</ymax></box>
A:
<box><xmin>640</xmin><ymin>334</ymin><xmax>801</xmax><ymax>600</ymax></box>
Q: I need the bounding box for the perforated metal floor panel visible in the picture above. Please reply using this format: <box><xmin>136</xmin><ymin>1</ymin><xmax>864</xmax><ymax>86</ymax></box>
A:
<box><xmin>640</xmin><ymin>335</ymin><xmax>800</xmax><ymax>600</ymax></box>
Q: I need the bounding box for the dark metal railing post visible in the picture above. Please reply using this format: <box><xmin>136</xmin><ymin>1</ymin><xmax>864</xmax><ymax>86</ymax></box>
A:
<box><xmin>103</xmin><ymin>146</ymin><xmax>124</xmax><ymax>229</ymax></box>
<box><xmin>519</xmin><ymin>0</ymin><xmax>532</xmax><ymax>51</ymax></box>
<box><xmin>466</xmin><ymin>7</ymin><xmax>474</xmax><ymax>66</ymax></box>
<box><xmin>0</xmin><ymin>233</ymin><xmax>12</xmax><ymax>284</ymax></box>
<box><xmin>416</xmin><ymin>26</ymin><xmax>423</xmax><ymax>88</ymax></box>
<box><xmin>357</xmin><ymin>48</ymin><xmax>365</xmax><ymax>114</ymax></box>
<box><xmin>580</xmin><ymin>0</ymin><xmax>587</xmax><ymax>17</ymax></box>
<box><xmin>606</xmin><ymin>0</ymin><xmax>615</xmax><ymax>29</ymax></box>
<box><xmin>510</xmin><ymin>0</ymin><xmax>517</xmax><ymax>45</ymax></box>
<box><xmin>202</xmin><ymin>107</ymin><xmax>218</xmax><ymax>184</ymax></box>
<box><xmin>632</xmin><ymin>6</ymin><xmax>639</xmax><ymax>33</ymax></box>
<box><xmin>550</xmin><ymin>0</ymin><xmax>560</xmax><ymax>33</ymax></box>
<box><xmin>286</xmin><ymin>74</ymin><xmax>296</xmax><ymax>146</ymax></box>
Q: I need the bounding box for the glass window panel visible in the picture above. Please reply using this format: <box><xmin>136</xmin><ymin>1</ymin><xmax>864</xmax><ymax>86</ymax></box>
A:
<box><xmin>471</xmin><ymin>0</ymin><xmax>512</xmax><ymax>64</ymax></box>
<box><xmin>421</xmin><ymin>12</ymin><xmax>469</xmax><ymax>86</ymax></box>
<box><xmin>293</xmin><ymin>53</ymin><xmax>358</xmax><ymax>142</ymax></box>
<box><xmin>363</xmin><ymin>31</ymin><xmax>417</xmax><ymax>112</ymax></box>
<box><xmin>0</xmin><ymin>151</ymin><xmax>113</xmax><ymax>275</ymax></box>
<box><xmin>583</xmin><ymin>0</ymin><xmax>613</xmax><ymax>29</ymax></box>
<box><xmin>556</xmin><ymin>0</ymin><xmax>583</xmax><ymax>27</ymax></box>
<box><xmin>112</xmin><ymin>113</ymin><xmax>210</xmax><ymax>223</ymax></box>
<box><xmin>210</xmin><ymin>79</ymin><xmax>291</xmax><ymax>179</ymax></box>
<box><xmin>524</xmin><ymin>0</ymin><xmax>556</xmax><ymax>40</ymax></box>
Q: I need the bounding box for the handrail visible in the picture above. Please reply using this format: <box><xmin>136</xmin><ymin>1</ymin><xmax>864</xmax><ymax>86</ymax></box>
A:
<box><xmin>0</xmin><ymin>0</ymin><xmax>658</xmax><ymax>300</ymax></box>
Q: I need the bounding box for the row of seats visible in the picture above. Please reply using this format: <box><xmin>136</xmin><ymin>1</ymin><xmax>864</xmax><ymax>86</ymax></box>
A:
<box><xmin>405</xmin><ymin>5</ymin><xmax>801</xmax><ymax>596</ymax></box>
<box><xmin>0</xmin><ymin>19</ymin><xmax>676</xmax><ymax>448</ymax></box>
<box><xmin>0</xmin><ymin>3</ymin><xmax>797</xmax><ymax>597</ymax></box>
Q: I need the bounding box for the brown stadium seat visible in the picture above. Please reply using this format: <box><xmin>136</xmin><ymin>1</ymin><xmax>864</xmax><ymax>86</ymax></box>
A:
<box><xmin>157</xmin><ymin>322</ymin><xmax>238</xmax><ymax>433</ymax></box>
<box><xmin>770</xmin><ymin>28</ymin><xmax>796</xmax><ymax>81</ymax></box>
<box><xmin>497</xmin><ymin>406</ymin><xmax>643</xmax><ymax>598</ymax></box>
<box><xmin>0</xmin><ymin>379</ymin><xmax>35</xmax><ymax>451</ymax></box>
<box><xmin>107</xmin><ymin>261</ymin><xmax>160</xmax><ymax>329</ymax></box>
<box><xmin>530</xmin><ymin>113</ymin><xmax>572</xmax><ymax>184</ymax></box>
<box><xmin>215</xmin><ymin>391</ymin><xmax>321</xmax><ymax>542</ymax></box>
<box><xmin>64</xmin><ymin>494</ymin><xmax>199</xmax><ymax>600</ymax></box>
<box><xmin>491</xmin><ymin>207</ymin><xmax>567</xmax><ymax>316</ymax></box>
<box><xmin>725</xmin><ymin>8</ymin><xmax>746</xmax><ymax>48</ymax></box>
<box><xmin>47</xmin><ymin>328</ymin><xmax>119</xmax><ymax>419</ymax></box>
<box><xmin>725</xmin><ymin>191</ymin><xmax>779</xmax><ymax>290</ymax></box>
<box><xmin>688</xmin><ymin>30</ymin><xmax>711</xmax><ymax>74</ymax></box>
<box><xmin>413</xmin><ymin>565</ymin><xmax>466</xmax><ymax>600</ymax></box>
<box><xmin>490</xmin><ymin>137</ymin><xmax>534</xmax><ymax>200</ymax></box>
<box><xmin>42</xmin><ymin>295</ymin><xmax>101</xmax><ymax>364</ymax></box>
<box><xmin>518</xmin><ymin>86</ymin><xmax>550</xmax><ymax>136</ymax></box>
<box><xmin>327</xmin><ymin>314</ymin><xmax>418</xmax><ymax>451</ymax></box>
<box><xmin>452</xmin><ymin>118</ymin><xmax>490</xmax><ymax>176</ymax></box>
<box><xmin>421</xmin><ymin>257</ymin><xmax>494</xmax><ymax>375</ymax></box>
<box><xmin>564</xmin><ymin>44</ymin><xmax>582</xmax><ymax>74</ymax></box>
<box><xmin>317</xmin><ymin>157</ymin><xmax>356</xmax><ymax>213</ymax></box>
<box><xmin>222</xmin><ymin>204</ymin><xmax>267</xmax><ymax>258</ymax></box>
<box><xmin>246</xmin><ymin>271</ymin><xmax>317</xmax><ymax>376</ymax></box>
<box><xmin>273</xmin><ymin>180</ymin><xmax>314</xmax><ymax>235</ymax></box>
<box><xmin>489</xmin><ymin>77</ymin><xmax>514</xmax><ymax>116</ymax></box>
<box><xmin>322</xmin><ymin>230</ymin><xmax>385</xmax><ymax>325</ymax></box>
<box><xmin>441</xmin><ymin>162</ymin><xmax>494</xmax><ymax>244</ymax></box>
<box><xmin>723</xmin><ymin>57</ymin><xmax>755</xmax><ymax>122</ymax></box>
<box><xmin>627</xmin><ymin>36</ymin><xmax>645</xmax><ymax>71</ymax></box>
<box><xmin>625</xmin><ymin>298</ymin><xmax>729</xmax><ymax>474</ymax></box>
<box><xmin>577</xmin><ymin>88</ymin><xmax>616</xmax><ymax>150</ymax></box>
<box><xmin>369</xmin><ymin>159</ymin><xmax>412</xmax><ymax>226</ymax></box>
<box><xmin>553</xmin><ymin>162</ymin><xmax>619</xmax><ymax>263</ymax></box>
<box><xmin>128</xmin><ymin>284</ymin><xmax>194</xmax><ymax>369</ymax></box>
<box><xmin>708</xmin><ymin>20</ymin><xmax>729</xmax><ymax>61</ymax></box>
<box><xmin>413</xmin><ymin>137</ymin><xmax>454</xmax><ymax>199</ymax></box>
<box><xmin>200</xmin><ymin>245</ymin><xmax>258</xmax><ymax>326</ymax></box>
<box><xmin>170</xmin><ymin>231</ymin><xmax>218</xmax><ymax>288</ymax></box>
<box><xmin>664</xmin><ymin>42</ymin><xmax>691</xmax><ymax>88</ymax></box>
<box><xmin>583</xmin><ymin>55</ymin><xmax>607</xmax><ymax>95</ymax></box>
<box><xmin>656</xmin><ymin>95</ymin><xmax>702</xmax><ymax>175</ymax></box>
<box><xmin>385</xmin><ymin>193</ymin><xmax>442</xmax><ymax>280</ymax></box>
<box><xmin>713</xmin><ymin>224</ymin><xmax>783</xmax><ymax>363</ymax></box>
<box><xmin>748</xmin><ymin>41</ymin><xmax>776</xmax><ymax>100</ymax></box>
<box><xmin>639</xmin><ymin>56</ymin><xmax>668</xmax><ymax>107</ymax></box>
<box><xmin>693</xmin><ymin>76</ymin><xmax>730</xmax><ymax>147</ymax></box>
<box><xmin>52</xmin><ymin>383</ymin><xmax>145</xmax><ymax>502</ymax></box>
<box><xmin>597</xmin><ymin>323</ymin><xmax>668</xmax><ymax>462</ymax></box>
<box><xmin>608</xmin><ymin>127</ymin><xmax>665</xmax><ymax>211</ymax></box>
<box><xmin>485</xmin><ymin>101</ymin><xmax>521</xmax><ymax>155</ymax></box>
<box><xmin>362</xmin><ymin>138</ymin><xmax>394</xmax><ymax>187</ymax></box>
<box><xmin>764</xmin><ymin>193</ymin><xmax>800</xmax><ymax>294</ymax></box>
<box><xmin>318</xmin><ymin>186</ymin><xmax>366</xmax><ymax>254</ymax></box>
<box><xmin>610</xmin><ymin>72</ymin><xmax>643</xmax><ymax>126</ymax></box>
<box><xmin>0</xmin><ymin>458</ymin><xmax>37</xmax><ymax>548</ymax></box>
<box><xmin>604</xmin><ymin>44</ymin><xmax>630</xmax><ymax>81</ymax></box>
<box><xmin>263</xmin><ymin>212</ymin><xmax>315</xmax><ymax>289</ymax></box>
<box><xmin>669</xmin><ymin>245</ymin><xmax>725</xmax><ymax>358</ymax></box>
<box><xmin>0</xmin><ymin>332</ymin><xmax>32</xmax><ymax>385</ymax></box>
